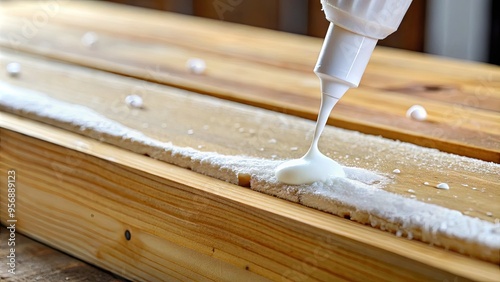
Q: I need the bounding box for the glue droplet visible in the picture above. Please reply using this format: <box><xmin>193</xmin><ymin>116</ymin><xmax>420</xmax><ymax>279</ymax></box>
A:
<box><xmin>436</xmin><ymin>183</ymin><xmax>450</xmax><ymax>190</ymax></box>
<box><xmin>81</xmin><ymin>31</ymin><xmax>98</xmax><ymax>47</ymax></box>
<box><xmin>125</xmin><ymin>95</ymin><xmax>143</xmax><ymax>108</ymax></box>
<box><xmin>186</xmin><ymin>58</ymin><xmax>206</xmax><ymax>74</ymax></box>
<box><xmin>275</xmin><ymin>146</ymin><xmax>345</xmax><ymax>185</ymax></box>
<box><xmin>6</xmin><ymin>62</ymin><xmax>21</xmax><ymax>77</ymax></box>
<box><xmin>406</xmin><ymin>105</ymin><xmax>427</xmax><ymax>121</ymax></box>
<box><xmin>392</xmin><ymin>169</ymin><xmax>401</xmax><ymax>174</ymax></box>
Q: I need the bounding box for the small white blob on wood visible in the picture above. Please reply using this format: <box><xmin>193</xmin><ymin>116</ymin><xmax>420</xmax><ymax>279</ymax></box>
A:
<box><xmin>125</xmin><ymin>95</ymin><xmax>143</xmax><ymax>108</ymax></box>
<box><xmin>392</xmin><ymin>168</ymin><xmax>401</xmax><ymax>174</ymax></box>
<box><xmin>6</xmin><ymin>62</ymin><xmax>21</xmax><ymax>77</ymax></box>
<box><xmin>81</xmin><ymin>31</ymin><xmax>98</xmax><ymax>47</ymax></box>
<box><xmin>436</xmin><ymin>183</ymin><xmax>450</xmax><ymax>190</ymax></box>
<box><xmin>186</xmin><ymin>58</ymin><xmax>206</xmax><ymax>74</ymax></box>
<box><xmin>406</xmin><ymin>105</ymin><xmax>427</xmax><ymax>121</ymax></box>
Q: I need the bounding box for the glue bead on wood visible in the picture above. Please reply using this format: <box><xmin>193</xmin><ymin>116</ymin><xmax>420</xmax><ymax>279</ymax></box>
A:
<box><xmin>6</xmin><ymin>62</ymin><xmax>21</xmax><ymax>77</ymax></box>
<box><xmin>81</xmin><ymin>31</ymin><xmax>98</xmax><ymax>47</ymax></box>
<box><xmin>186</xmin><ymin>58</ymin><xmax>206</xmax><ymax>74</ymax></box>
<box><xmin>125</xmin><ymin>95</ymin><xmax>143</xmax><ymax>108</ymax></box>
<box><xmin>2</xmin><ymin>81</ymin><xmax>500</xmax><ymax>263</ymax></box>
<box><xmin>406</xmin><ymin>105</ymin><xmax>427</xmax><ymax>121</ymax></box>
<box><xmin>436</xmin><ymin>183</ymin><xmax>450</xmax><ymax>190</ymax></box>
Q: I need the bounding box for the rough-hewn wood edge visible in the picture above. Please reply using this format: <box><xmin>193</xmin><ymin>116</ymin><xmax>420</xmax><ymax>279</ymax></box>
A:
<box><xmin>1</xmin><ymin>113</ymin><xmax>499</xmax><ymax>281</ymax></box>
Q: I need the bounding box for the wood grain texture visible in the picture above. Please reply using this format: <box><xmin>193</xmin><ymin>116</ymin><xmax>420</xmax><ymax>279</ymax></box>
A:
<box><xmin>0</xmin><ymin>226</ymin><xmax>128</xmax><ymax>281</ymax></box>
<box><xmin>0</xmin><ymin>1</ymin><xmax>499</xmax><ymax>162</ymax></box>
<box><xmin>1</xmin><ymin>119</ymin><xmax>498</xmax><ymax>282</ymax></box>
<box><xmin>0</xmin><ymin>49</ymin><xmax>500</xmax><ymax>281</ymax></box>
<box><xmin>0</xmin><ymin>1</ymin><xmax>499</xmax><ymax>281</ymax></box>
<box><xmin>0</xmin><ymin>50</ymin><xmax>498</xmax><ymax>279</ymax></box>
<box><xmin>0</xmin><ymin>50</ymin><xmax>498</xmax><ymax>224</ymax></box>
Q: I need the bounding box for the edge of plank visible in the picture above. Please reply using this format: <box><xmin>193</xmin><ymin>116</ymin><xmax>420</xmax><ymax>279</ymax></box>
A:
<box><xmin>1</xmin><ymin>112</ymin><xmax>499</xmax><ymax>281</ymax></box>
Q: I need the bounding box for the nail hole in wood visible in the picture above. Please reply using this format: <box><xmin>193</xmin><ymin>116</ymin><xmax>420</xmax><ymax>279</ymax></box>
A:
<box><xmin>125</xmin><ymin>230</ymin><xmax>131</xmax><ymax>241</ymax></box>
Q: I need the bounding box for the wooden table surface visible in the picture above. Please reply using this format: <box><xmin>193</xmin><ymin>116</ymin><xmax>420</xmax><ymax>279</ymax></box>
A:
<box><xmin>1</xmin><ymin>1</ymin><xmax>499</xmax><ymax>163</ymax></box>
<box><xmin>0</xmin><ymin>1</ymin><xmax>499</xmax><ymax>282</ymax></box>
<box><xmin>0</xmin><ymin>225</ymin><xmax>128</xmax><ymax>281</ymax></box>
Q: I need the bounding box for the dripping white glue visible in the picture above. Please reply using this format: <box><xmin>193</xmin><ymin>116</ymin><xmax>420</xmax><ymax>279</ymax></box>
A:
<box><xmin>276</xmin><ymin>0</ymin><xmax>412</xmax><ymax>185</ymax></box>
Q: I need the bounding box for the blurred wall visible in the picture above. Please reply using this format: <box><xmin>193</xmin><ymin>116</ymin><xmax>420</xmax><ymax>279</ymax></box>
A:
<box><xmin>104</xmin><ymin>0</ymin><xmax>497</xmax><ymax>65</ymax></box>
<box><xmin>425</xmin><ymin>0</ymin><xmax>491</xmax><ymax>63</ymax></box>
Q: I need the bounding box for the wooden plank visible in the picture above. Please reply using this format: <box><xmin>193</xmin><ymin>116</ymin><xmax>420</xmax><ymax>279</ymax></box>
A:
<box><xmin>0</xmin><ymin>2</ymin><xmax>498</xmax><ymax>280</ymax></box>
<box><xmin>1</xmin><ymin>1</ymin><xmax>499</xmax><ymax>162</ymax></box>
<box><xmin>0</xmin><ymin>128</ymin><xmax>269</xmax><ymax>282</ymax></box>
<box><xmin>0</xmin><ymin>49</ymin><xmax>498</xmax><ymax>278</ymax></box>
<box><xmin>0</xmin><ymin>226</ymin><xmax>128</xmax><ymax>281</ymax></box>
<box><xmin>0</xmin><ymin>50</ymin><xmax>498</xmax><ymax>226</ymax></box>
<box><xmin>1</xmin><ymin>118</ymin><xmax>498</xmax><ymax>282</ymax></box>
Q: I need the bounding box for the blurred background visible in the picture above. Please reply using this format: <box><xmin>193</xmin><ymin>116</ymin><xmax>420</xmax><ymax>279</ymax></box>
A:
<box><xmin>104</xmin><ymin>0</ymin><xmax>498</xmax><ymax>65</ymax></box>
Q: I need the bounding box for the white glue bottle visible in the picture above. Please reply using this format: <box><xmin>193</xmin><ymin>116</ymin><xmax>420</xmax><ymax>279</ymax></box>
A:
<box><xmin>276</xmin><ymin>0</ymin><xmax>412</xmax><ymax>185</ymax></box>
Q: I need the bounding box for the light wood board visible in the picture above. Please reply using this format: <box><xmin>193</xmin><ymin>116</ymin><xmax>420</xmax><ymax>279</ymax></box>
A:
<box><xmin>1</xmin><ymin>50</ymin><xmax>498</xmax><ymax>223</ymax></box>
<box><xmin>1</xmin><ymin>116</ymin><xmax>498</xmax><ymax>281</ymax></box>
<box><xmin>1</xmin><ymin>50</ymin><xmax>499</xmax><ymax>281</ymax></box>
<box><xmin>0</xmin><ymin>226</ymin><xmax>128</xmax><ymax>281</ymax></box>
<box><xmin>0</xmin><ymin>1</ymin><xmax>499</xmax><ymax>162</ymax></box>
<box><xmin>0</xmin><ymin>1</ymin><xmax>499</xmax><ymax>281</ymax></box>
